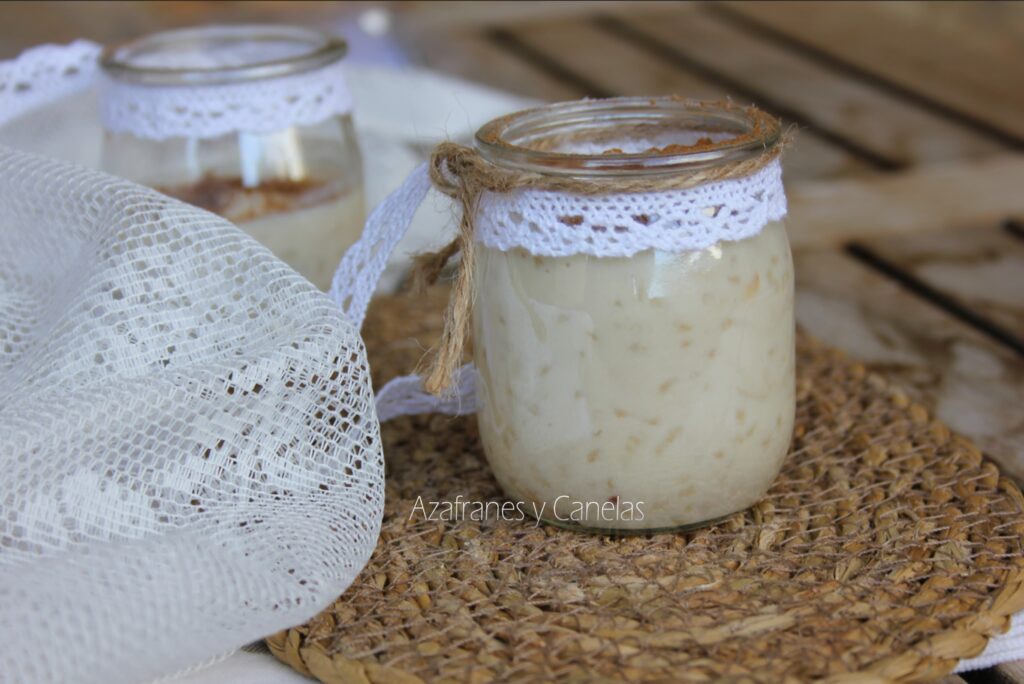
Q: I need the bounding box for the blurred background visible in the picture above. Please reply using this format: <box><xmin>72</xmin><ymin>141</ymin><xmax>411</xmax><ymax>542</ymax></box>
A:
<box><xmin>3</xmin><ymin>2</ymin><xmax>1023</xmax><ymax>102</ymax></box>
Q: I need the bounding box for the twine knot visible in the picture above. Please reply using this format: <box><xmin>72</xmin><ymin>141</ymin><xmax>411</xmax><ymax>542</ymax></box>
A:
<box><xmin>411</xmin><ymin>143</ymin><xmax>487</xmax><ymax>396</ymax></box>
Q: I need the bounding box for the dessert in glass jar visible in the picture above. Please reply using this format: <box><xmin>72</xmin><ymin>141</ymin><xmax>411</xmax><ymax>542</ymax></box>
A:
<box><xmin>469</xmin><ymin>98</ymin><xmax>794</xmax><ymax>532</ymax></box>
<box><xmin>100</xmin><ymin>25</ymin><xmax>364</xmax><ymax>290</ymax></box>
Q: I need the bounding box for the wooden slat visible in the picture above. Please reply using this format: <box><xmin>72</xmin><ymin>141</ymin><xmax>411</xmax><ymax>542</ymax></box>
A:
<box><xmin>408</xmin><ymin>30</ymin><xmax>581</xmax><ymax>102</ymax></box>
<box><xmin>718</xmin><ymin>1</ymin><xmax>1024</xmax><ymax>145</ymax></box>
<box><xmin>504</xmin><ymin>18</ymin><xmax>720</xmax><ymax>99</ymax></box>
<box><xmin>795</xmin><ymin>250</ymin><xmax>1024</xmax><ymax>480</ymax></box>
<box><xmin>617</xmin><ymin>8</ymin><xmax>1004</xmax><ymax>165</ymax></box>
<box><xmin>390</xmin><ymin>0</ymin><xmax>671</xmax><ymax>30</ymax></box>
<box><xmin>785</xmin><ymin>155</ymin><xmax>1024</xmax><ymax>249</ymax></box>
<box><xmin>499</xmin><ymin>19</ymin><xmax>870</xmax><ymax>182</ymax></box>
<box><xmin>585</xmin><ymin>14</ymin><xmax>900</xmax><ymax>173</ymax></box>
<box><xmin>862</xmin><ymin>227</ymin><xmax>1024</xmax><ymax>344</ymax></box>
<box><xmin>993</xmin><ymin>660</ymin><xmax>1024</xmax><ymax>683</ymax></box>
<box><xmin>497</xmin><ymin>21</ymin><xmax>719</xmax><ymax>98</ymax></box>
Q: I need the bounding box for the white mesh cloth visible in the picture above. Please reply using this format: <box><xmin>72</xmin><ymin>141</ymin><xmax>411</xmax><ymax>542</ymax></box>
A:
<box><xmin>0</xmin><ymin>43</ymin><xmax>382</xmax><ymax>684</ymax></box>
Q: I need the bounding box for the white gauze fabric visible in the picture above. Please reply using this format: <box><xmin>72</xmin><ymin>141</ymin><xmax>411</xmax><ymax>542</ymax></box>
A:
<box><xmin>0</xmin><ymin>44</ymin><xmax>383</xmax><ymax>684</ymax></box>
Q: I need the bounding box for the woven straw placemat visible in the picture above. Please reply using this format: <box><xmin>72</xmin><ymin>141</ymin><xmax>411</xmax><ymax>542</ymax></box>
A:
<box><xmin>268</xmin><ymin>289</ymin><xmax>1024</xmax><ymax>683</ymax></box>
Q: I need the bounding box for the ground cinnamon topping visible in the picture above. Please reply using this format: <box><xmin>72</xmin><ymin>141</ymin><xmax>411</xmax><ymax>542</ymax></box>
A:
<box><xmin>601</xmin><ymin>137</ymin><xmax>719</xmax><ymax>156</ymax></box>
<box><xmin>161</xmin><ymin>175</ymin><xmax>343</xmax><ymax>223</ymax></box>
<box><xmin>643</xmin><ymin>137</ymin><xmax>716</xmax><ymax>154</ymax></box>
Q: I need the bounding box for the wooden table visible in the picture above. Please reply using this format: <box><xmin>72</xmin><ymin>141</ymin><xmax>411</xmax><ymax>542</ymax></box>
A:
<box><xmin>1</xmin><ymin>2</ymin><xmax>1022</xmax><ymax>682</ymax></box>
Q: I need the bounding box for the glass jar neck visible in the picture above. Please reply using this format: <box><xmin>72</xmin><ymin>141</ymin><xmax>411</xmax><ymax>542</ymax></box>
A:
<box><xmin>474</xmin><ymin>97</ymin><xmax>779</xmax><ymax>180</ymax></box>
<box><xmin>100</xmin><ymin>25</ymin><xmax>347</xmax><ymax>86</ymax></box>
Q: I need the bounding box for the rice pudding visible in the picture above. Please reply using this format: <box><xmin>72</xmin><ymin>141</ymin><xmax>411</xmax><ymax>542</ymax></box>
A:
<box><xmin>472</xmin><ymin>221</ymin><xmax>795</xmax><ymax>531</ymax></box>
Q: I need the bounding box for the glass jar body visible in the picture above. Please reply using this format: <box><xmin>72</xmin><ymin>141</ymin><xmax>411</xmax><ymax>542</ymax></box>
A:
<box><xmin>472</xmin><ymin>221</ymin><xmax>795</xmax><ymax>532</ymax></box>
<box><xmin>102</xmin><ymin>115</ymin><xmax>364</xmax><ymax>290</ymax></box>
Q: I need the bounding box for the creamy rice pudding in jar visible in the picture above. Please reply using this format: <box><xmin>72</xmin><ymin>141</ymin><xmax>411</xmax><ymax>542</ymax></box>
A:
<box><xmin>100</xmin><ymin>25</ymin><xmax>364</xmax><ymax>290</ymax></box>
<box><xmin>469</xmin><ymin>99</ymin><xmax>794</xmax><ymax>532</ymax></box>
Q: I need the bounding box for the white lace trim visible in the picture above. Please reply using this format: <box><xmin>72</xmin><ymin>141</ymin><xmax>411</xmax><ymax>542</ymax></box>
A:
<box><xmin>476</xmin><ymin>159</ymin><xmax>786</xmax><ymax>257</ymax></box>
<box><xmin>100</xmin><ymin>59</ymin><xmax>353</xmax><ymax>140</ymax></box>
<box><xmin>0</xmin><ymin>41</ymin><xmax>101</xmax><ymax>125</ymax></box>
<box><xmin>331</xmin><ymin>162</ymin><xmax>433</xmax><ymax>328</ymax></box>
<box><xmin>375</xmin><ymin>366</ymin><xmax>480</xmax><ymax>422</ymax></box>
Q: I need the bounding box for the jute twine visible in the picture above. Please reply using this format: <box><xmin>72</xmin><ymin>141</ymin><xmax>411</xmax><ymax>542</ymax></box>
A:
<box><xmin>412</xmin><ymin>101</ymin><xmax>786</xmax><ymax>396</ymax></box>
<box><xmin>268</xmin><ymin>289</ymin><xmax>1024</xmax><ymax>684</ymax></box>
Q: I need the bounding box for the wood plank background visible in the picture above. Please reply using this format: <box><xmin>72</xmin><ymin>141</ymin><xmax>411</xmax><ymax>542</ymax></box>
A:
<box><xmin>1</xmin><ymin>2</ymin><xmax>1022</xmax><ymax>682</ymax></box>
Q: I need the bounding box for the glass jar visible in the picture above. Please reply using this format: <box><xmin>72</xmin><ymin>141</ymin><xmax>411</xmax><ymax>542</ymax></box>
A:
<box><xmin>99</xmin><ymin>25</ymin><xmax>364</xmax><ymax>290</ymax></box>
<box><xmin>470</xmin><ymin>99</ymin><xmax>795</xmax><ymax>533</ymax></box>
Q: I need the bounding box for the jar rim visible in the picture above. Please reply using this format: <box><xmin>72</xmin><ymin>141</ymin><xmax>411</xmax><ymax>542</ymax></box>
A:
<box><xmin>100</xmin><ymin>24</ymin><xmax>347</xmax><ymax>86</ymax></box>
<box><xmin>474</xmin><ymin>97</ymin><xmax>781</xmax><ymax>178</ymax></box>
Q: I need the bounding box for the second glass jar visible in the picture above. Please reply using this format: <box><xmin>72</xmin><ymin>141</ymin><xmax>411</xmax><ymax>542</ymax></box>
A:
<box><xmin>100</xmin><ymin>25</ymin><xmax>364</xmax><ymax>290</ymax></box>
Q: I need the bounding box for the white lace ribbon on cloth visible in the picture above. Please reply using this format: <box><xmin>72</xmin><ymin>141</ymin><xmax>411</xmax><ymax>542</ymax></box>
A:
<box><xmin>0</xmin><ymin>39</ymin><xmax>101</xmax><ymax>124</ymax></box>
<box><xmin>330</xmin><ymin>156</ymin><xmax>787</xmax><ymax>419</ymax></box>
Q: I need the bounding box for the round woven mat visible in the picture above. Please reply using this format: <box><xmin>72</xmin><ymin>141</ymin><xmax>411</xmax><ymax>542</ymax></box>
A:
<box><xmin>268</xmin><ymin>289</ymin><xmax>1024</xmax><ymax>683</ymax></box>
